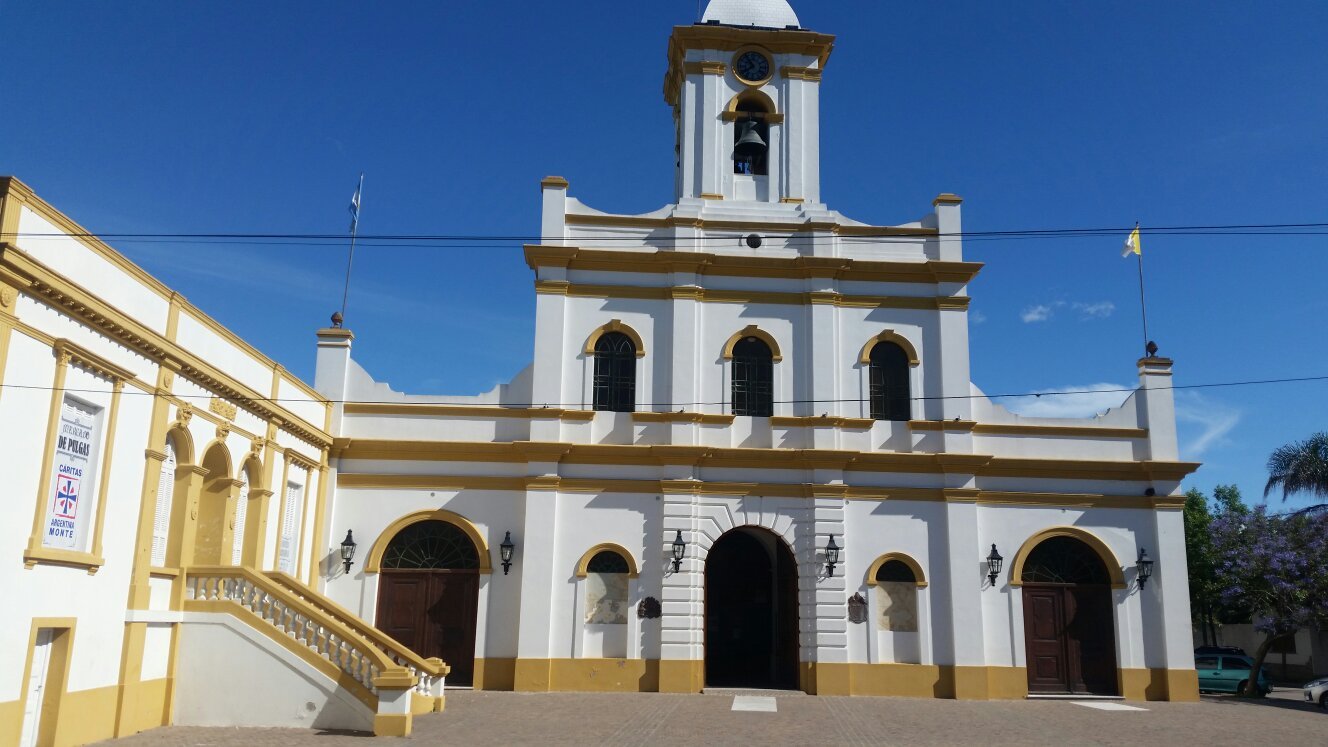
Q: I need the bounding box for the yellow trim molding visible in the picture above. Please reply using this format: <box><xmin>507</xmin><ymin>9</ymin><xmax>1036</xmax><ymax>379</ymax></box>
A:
<box><xmin>933</xmin><ymin>193</ymin><xmax>964</xmax><ymax>206</ymax></box>
<box><xmin>1009</xmin><ymin>526</ymin><xmax>1127</xmax><ymax>589</ymax></box>
<box><xmin>858</xmin><ymin>330</ymin><xmax>921</xmax><ymax>366</ymax></box>
<box><xmin>631</xmin><ymin>411</ymin><xmax>735</xmax><ymax>425</ymax></box>
<box><xmin>665</xmin><ymin>26</ymin><xmax>835</xmax><ymax>107</ymax></box>
<box><xmin>781</xmin><ymin>65</ymin><xmax>823</xmax><ymax>81</ymax></box>
<box><xmin>683</xmin><ymin>60</ymin><xmax>726</xmax><ymax>76</ymax></box>
<box><xmin>973</xmin><ymin>423</ymin><xmax>1148</xmax><ymax>438</ymax></box>
<box><xmin>725</xmin><ymin>88</ymin><xmax>777</xmax><ymax>117</ymax></box>
<box><xmin>365</xmin><ymin>509</ymin><xmax>493</xmax><ymax>573</ymax></box>
<box><xmin>343</xmin><ymin>402</ymin><xmax>597</xmax><ymax>421</ymax></box>
<box><xmin>770</xmin><ymin>415</ymin><xmax>874</xmax><ymax>429</ymax></box>
<box><xmin>11</xmin><ymin>617</ymin><xmax>77</xmax><ymax>747</ymax></box>
<box><xmin>910</xmin><ymin>419</ymin><xmax>977</xmax><ymax>432</ymax></box>
<box><xmin>540</xmin><ymin>175</ymin><xmax>569</xmax><ymax>189</ymax></box>
<box><xmin>331</xmin><ymin>439</ymin><xmax>1200</xmax><ymax>484</ymax></box>
<box><xmin>583</xmin><ymin>319</ymin><xmax>646</xmax><ymax>358</ymax></box>
<box><xmin>866</xmin><ymin>553</ymin><xmax>928</xmax><ymax>587</ymax></box>
<box><xmin>722</xmin><ymin>325</ymin><xmax>783</xmax><ymax>362</ymax></box>
<box><xmin>536</xmin><ymin>279</ymin><xmax>968</xmax><ymax>311</ymax></box>
<box><xmin>524</xmin><ymin>246</ymin><xmax>977</xmax><ymax>284</ymax></box>
<box><xmin>574</xmin><ymin>543</ymin><xmax>641</xmax><ymax>578</ymax></box>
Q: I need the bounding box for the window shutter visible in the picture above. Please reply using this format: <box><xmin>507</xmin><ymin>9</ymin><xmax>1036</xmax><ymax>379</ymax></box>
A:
<box><xmin>230</xmin><ymin>472</ymin><xmax>249</xmax><ymax>566</ymax></box>
<box><xmin>278</xmin><ymin>478</ymin><xmax>304</xmax><ymax>575</ymax></box>
<box><xmin>150</xmin><ymin>440</ymin><xmax>177</xmax><ymax>566</ymax></box>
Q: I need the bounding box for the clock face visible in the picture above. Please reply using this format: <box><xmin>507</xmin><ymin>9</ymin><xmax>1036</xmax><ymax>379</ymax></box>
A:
<box><xmin>734</xmin><ymin>51</ymin><xmax>771</xmax><ymax>84</ymax></box>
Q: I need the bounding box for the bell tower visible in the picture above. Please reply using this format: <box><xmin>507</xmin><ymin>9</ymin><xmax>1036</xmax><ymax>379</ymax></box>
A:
<box><xmin>664</xmin><ymin>0</ymin><xmax>834</xmax><ymax>205</ymax></box>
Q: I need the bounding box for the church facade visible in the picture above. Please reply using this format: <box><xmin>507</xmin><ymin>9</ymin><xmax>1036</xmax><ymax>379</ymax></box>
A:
<box><xmin>0</xmin><ymin>1</ymin><xmax>1200</xmax><ymax>743</ymax></box>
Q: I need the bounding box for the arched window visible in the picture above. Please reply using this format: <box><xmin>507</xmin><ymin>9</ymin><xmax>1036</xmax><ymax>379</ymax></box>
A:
<box><xmin>381</xmin><ymin>520</ymin><xmax>481</xmax><ymax>570</ymax></box>
<box><xmin>150</xmin><ymin>436</ymin><xmax>178</xmax><ymax>567</ymax></box>
<box><xmin>869</xmin><ymin>341</ymin><xmax>911</xmax><ymax>421</ymax></box>
<box><xmin>874</xmin><ymin>559</ymin><xmax>920</xmax><ymax>633</ymax></box>
<box><xmin>1021</xmin><ymin>536</ymin><xmax>1111</xmax><ymax>585</ymax></box>
<box><xmin>593</xmin><ymin>332</ymin><xmax>636</xmax><ymax>413</ymax></box>
<box><xmin>733</xmin><ymin>99</ymin><xmax>770</xmax><ymax>176</ymax></box>
<box><xmin>585</xmin><ymin>550</ymin><xmax>630</xmax><ymax>624</ymax></box>
<box><xmin>731</xmin><ymin>336</ymin><xmax>774</xmax><ymax>417</ymax></box>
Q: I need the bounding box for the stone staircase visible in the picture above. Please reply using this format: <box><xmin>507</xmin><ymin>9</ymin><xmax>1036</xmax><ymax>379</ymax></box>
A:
<box><xmin>181</xmin><ymin>566</ymin><xmax>447</xmax><ymax>736</ymax></box>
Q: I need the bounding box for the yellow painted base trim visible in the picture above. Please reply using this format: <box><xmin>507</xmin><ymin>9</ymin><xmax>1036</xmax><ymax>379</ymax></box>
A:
<box><xmin>373</xmin><ymin>712</ymin><xmax>412</xmax><ymax>737</ymax></box>
<box><xmin>473</xmin><ymin>657</ymin><xmax>516</xmax><ymax>691</ymax></box>
<box><xmin>410</xmin><ymin>691</ymin><xmax>433</xmax><ymax>715</ymax></box>
<box><xmin>1164</xmin><ymin>668</ymin><xmax>1200</xmax><ymax>702</ymax></box>
<box><xmin>658</xmin><ymin>659</ymin><xmax>705</xmax><ymax>693</ymax></box>
<box><xmin>54</xmin><ymin>683</ymin><xmax>121</xmax><ymax>746</ymax></box>
<box><xmin>115</xmin><ymin>676</ymin><xmax>172</xmax><ymax>737</ymax></box>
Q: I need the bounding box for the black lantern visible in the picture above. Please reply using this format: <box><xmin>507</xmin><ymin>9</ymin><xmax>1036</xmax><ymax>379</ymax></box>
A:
<box><xmin>1137</xmin><ymin>547</ymin><xmax>1155</xmax><ymax>589</ymax></box>
<box><xmin>825</xmin><ymin>535</ymin><xmax>841</xmax><ymax>577</ymax></box>
<box><xmin>499</xmin><ymin>531</ymin><xmax>515</xmax><ymax>575</ymax></box>
<box><xmin>339</xmin><ymin>530</ymin><xmax>357</xmax><ymax>575</ymax></box>
<box><xmin>671</xmin><ymin>530</ymin><xmax>686</xmax><ymax>573</ymax></box>
<box><xmin>986</xmin><ymin>543</ymin><xmax>1003</xmax><ymax>589</ymax></box>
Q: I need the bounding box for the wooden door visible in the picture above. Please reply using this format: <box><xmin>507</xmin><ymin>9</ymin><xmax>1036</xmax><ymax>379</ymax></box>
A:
<box><xmin>1023</xmin><ymin>584</ymin><xmax>1118</xmax><ymax>695</ymax></box>
<box><xmin>1023</xmin><ymin>586</ymin><xmax>1070</xmax><ymax>693</ymax></box>
<box><xmin>377</xmin><ymin>570</ymin><xmax>479</xmax><ymax>686</ymax></box>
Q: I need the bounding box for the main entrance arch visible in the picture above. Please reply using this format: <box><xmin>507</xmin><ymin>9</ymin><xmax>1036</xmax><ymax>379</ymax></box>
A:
<box><xmin>375</xmin><ymin>519</ymin><xmax>482</xmax><ymax>686</ymax></box>
<box><xmin>704</xmin><ymin>527</ymin><xmax>799</xmax><ymax>689</ymax></box>
<box><xmin>1019</xmin><ymin>534</ymin><xmax>1120</xmax><ymax>695</ymax></box>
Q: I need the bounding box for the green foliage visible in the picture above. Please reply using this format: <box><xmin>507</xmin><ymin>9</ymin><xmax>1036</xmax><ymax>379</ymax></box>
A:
<box><xmin>1184</xmin><ymin>485</ymin><xmax>1249</xmax><ymax>640</ymax></box>
<box><xmin>1264</xmin><ymin>432</ymin><xmax>1328</xmax><ymax>511</ymax></box>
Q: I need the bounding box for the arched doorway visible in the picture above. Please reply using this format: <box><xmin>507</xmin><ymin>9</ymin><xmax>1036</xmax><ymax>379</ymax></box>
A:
<box><xmin>704</xmin><ymin>527</ymin><xmax>798</xmax><ymax>689</ymax></box>
<box><xmin>1020</xmin><ymin>535</ymin><xmax>1119</xmax><ymax>695</ymax></box>
<box><xmin>375</xmin><ymin>520</ymin><xmax>481</xmax><ymax>686</ymax></box>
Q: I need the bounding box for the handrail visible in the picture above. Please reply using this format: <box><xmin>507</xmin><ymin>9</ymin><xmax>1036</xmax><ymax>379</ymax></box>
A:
<box><xmin>265</xmin><ymin>571</ymin><xmax>450</xmax><ymax>694</ymax></box>
<box><xmin>183</xmin><ymin>566</ymin><xmax>412</xmax><ymax>707</ymax></box>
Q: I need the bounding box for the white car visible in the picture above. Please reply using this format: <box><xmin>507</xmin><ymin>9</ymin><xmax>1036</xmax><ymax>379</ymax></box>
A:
<box><xmin>1305</xmin><ymin>677</ymin><xmax>1328</xmax><ymax>709</ymax></box>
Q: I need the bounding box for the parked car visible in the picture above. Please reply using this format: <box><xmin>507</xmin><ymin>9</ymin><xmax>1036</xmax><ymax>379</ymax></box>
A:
<box><xmin>1195</xmin><ymin>654</ymin><xmax>1270</xmax><ymax>696</ymax></box>
<box><xmin>1304</xmin><ymin>677</ymin><xmax>1328</xmax><ymax>709</ymax></box>
<box><xmin>1195</xmin><ymin>645</ymin><xmax>1246</xmax><ymax>656</ymax></box>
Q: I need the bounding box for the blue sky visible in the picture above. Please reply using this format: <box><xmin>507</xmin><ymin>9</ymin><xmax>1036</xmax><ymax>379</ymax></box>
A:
<box><xmin>3</xmin><ymin>1</ymin><xmax>1325</xmax><ymax>509</ymax></box>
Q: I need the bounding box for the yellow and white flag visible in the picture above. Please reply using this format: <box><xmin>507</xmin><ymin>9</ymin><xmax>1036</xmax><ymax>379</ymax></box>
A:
<box><xmin>1121</xmin><ymin>224</ymin><xmax>1141</xmax><ymax>257</ymax></box>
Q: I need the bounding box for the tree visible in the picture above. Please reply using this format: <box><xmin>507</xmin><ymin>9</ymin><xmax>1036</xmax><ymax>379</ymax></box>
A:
<box><xmin>1264</xmin><ymin>432</ymin><xmax>1328</xmax><ymax>513</ymax></box>
<box><xmin>1209</xmin><ymin>503</ymin><xmax>1328</xmax><ymax>696</ymax></box>
<box><xmin>1185</xmin><ymin>486</ymin><xmax>1249</xmax><ymax>645</ymax></box>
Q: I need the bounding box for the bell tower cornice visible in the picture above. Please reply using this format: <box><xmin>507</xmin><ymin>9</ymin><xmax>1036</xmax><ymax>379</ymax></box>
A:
<box><xmin>663</xmin><ymin>26</ymin><xmax>835</xmax><ymax>110</ymax></box>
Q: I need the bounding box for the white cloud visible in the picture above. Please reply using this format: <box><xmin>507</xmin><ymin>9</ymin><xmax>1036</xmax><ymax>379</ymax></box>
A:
<box><xmin>1072</xmin><ymin>301</ymin><xmax>1116</xmax><ymax>319</ymax></box>
<box><xmin>970</xmin><ymin>311</ymin><xmax>987</xmax><ymax>325</ymax></box>
<box><xmin>1001</xmin><ymin>383</ymin><xmax>1132</xmax><ymax>418</ymax></box>
<box><xmin>1020</xmin><ymin>304</ymin><xmax>1054</xmax><ymax>323</ymax></box>
<box><xmin>1175</xmin><ymin>391</ymin><xmax>1240</xmax><ymax>457</ymax></box>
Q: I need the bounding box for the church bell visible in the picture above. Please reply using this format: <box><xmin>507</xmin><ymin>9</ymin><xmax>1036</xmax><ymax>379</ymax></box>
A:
<box><xmin>734</xmin><ymin>120</ymin><xmax>767</xmax><ymax>155</ymax></box>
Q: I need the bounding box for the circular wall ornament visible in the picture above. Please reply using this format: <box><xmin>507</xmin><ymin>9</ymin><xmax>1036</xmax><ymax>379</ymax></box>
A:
<box><xmin>733</xmin><ymin>48</ymin><xmax>773</xmax><ymax>86</ymax></box>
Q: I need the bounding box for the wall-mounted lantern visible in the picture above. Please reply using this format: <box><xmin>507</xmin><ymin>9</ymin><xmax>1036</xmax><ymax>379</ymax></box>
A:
<box><xmin>825</xmin><ymin>535</ymin><xmax>841</xmax><ymax>577</ymax></box>
<box><xmin>339</xmin><ymin>530</ymin><xmax>357</xmax><ymax>575</ymax></box>
<box><xmin>671</xmin><ymin>530</ymin><xmax>686</xmax><ymax>573</ymax></box>
<box><xmin>1136</xmin><ymin>547</ymin><xmax>1155</xmax><ymax>589</ymax></box>
<box><xmin>986</xmin><ymin>544</ymin><xmax>1004</xmax><ymax>589</ymax></box>
<box><xmin>500</xmin><ymin>531</ymin><xmax>515</xmax><ymax>575</ymax></box>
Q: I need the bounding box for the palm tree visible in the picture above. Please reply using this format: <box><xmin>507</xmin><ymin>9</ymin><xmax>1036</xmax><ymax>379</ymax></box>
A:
<box><xmin>1264</xmin><ymin>432</ymin><xmax>1328</xmax><ymax>512</ymax></box>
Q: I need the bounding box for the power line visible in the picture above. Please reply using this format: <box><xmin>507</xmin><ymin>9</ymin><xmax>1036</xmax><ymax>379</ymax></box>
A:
<box><xmin>1</xmin><ymin>372</ymin><xmax>1324</xmax><ymax>408</ymax></box>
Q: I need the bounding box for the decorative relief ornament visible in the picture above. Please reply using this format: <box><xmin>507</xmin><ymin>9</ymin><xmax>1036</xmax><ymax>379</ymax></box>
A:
<box><xmin>208</xmin><ymin>397</ymin><xmax>238</xmax><ymax>421</ymax></box>
<box><xmin>250</xmin><ymin>438</ymin><xmax>266</xmax><ymax>457</ymax></box>
<box><xmin>847</xmin><ymin>592</ymin><xmax>868</xmax><ymax>624</ymax></box>
<box><xmin>0</xmin><ymin>286</ymin><xmax>15</xmax><ymax>309</ymax></box>
<box><xmin>637</xmin><ymin>596</ymin><xmax>662</xmax><ymax>620</ymax></box>
<box><xmin>216</xmin><ymin>422</ymin><xmax>231</xmax><ymax>440</ymax></box>
<box><xmin>178</xmin><ymin>402</ymin><xmax>194</xmax><ymax>425</ymax></box>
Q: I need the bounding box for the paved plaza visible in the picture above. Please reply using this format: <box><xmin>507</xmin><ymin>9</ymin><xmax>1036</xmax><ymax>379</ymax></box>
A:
<box><xmin>99</xmin><ymin>689</ymin><xmax>1326</xmax><ymax>746</ymax></box>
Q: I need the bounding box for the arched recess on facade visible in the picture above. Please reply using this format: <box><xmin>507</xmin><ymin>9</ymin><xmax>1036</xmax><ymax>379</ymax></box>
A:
<box><xmin>723</xmin><ymin>90</ymin><xmax>780</xmax><ymax>121</ymax></box>
<box><xmin>166</xmin><ymin>422</ymin><xmax>196</xmax><ymax>465</ymax></box>
<box><xmin>193</xmin><ymin>439</ymin><xmax>237</xmax><ymax>566</ymax></box>
<box><xmin>583</xmin><ymin>320</ymin><xmax>646</xmax><ymax>358</ymax></box>
<box><xmin>721</xmin><ymin>325</ymin><xmax>784</xmax><ymax>363</ymax></box>
<box><xmin>365</xmin><ymin>509</ymin><xmax>492</xmax><ymax>574</ymax></box>
<box><xmin>866</xmin><ymin>552</ymin><xmax>928</xmax><ymax>588</ymax></box>
<box><xmin>1009</xmin><ymin>527</ymin><xmax>1126</xmax><ymax>589</ymax></box>
<box><xmin>857</xmin><ymin>331</ymin><xmax>920</xmax><ymax>366</ymax></box>
<box><xmin>575</xmin><ymin>543</ymin><xmax>640</xmax><ymax>578</ymax></box>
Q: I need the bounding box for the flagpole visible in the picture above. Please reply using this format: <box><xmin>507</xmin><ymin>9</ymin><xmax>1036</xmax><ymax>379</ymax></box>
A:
<box><xmin>339</xmin><ymin>173</ymin><xmax>364</xmax><ymax>321</ymax></box>
<box><xmin>1134</xmin><ymin>221</ymin><xmax>1151</xmax><ymax>354</ymax></box>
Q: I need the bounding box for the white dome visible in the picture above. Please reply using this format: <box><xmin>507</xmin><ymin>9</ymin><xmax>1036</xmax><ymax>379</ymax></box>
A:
<box><xmin>701</xmin><ymin>0</ymin><xmax>800</xmax><ymax>29</ymax></box>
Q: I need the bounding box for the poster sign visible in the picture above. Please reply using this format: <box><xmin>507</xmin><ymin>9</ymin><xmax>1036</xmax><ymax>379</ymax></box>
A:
<box><xmin>43</xmin><ymin>399</ymin><xmax>99</xmax><ymax>550</ymax></box>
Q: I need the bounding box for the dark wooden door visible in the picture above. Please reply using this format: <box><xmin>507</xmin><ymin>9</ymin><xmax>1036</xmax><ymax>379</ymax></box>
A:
<box><xmin>1023</xmin><ymin>584</ymin><xmax>1117</xmax><ymax>695</ymax></box>
<box><xmin>705</xmin><ymin>529</ymin><xmax>798</xmax><ymax>689</ymax></box>
<box><xmin>377</xmin><ymin>570</ymin><xmax>479</xmax><ymax>686</ymax></box>
<box><xmin>1023</xmin><ymin>586</ymin><xmax>1070</xmax><ymax>693</ymax></box>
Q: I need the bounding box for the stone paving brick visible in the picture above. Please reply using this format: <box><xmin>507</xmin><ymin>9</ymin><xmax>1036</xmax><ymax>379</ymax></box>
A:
<box><xmin>96</xmin><ymin>690</ymin><xmax>1328</xmax><ymax>746</ymax></box>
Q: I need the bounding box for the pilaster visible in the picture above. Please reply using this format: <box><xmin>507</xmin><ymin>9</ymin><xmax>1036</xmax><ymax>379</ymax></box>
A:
<box><xmin>806</xmin><ymin>492</ymin><xmax>848</xmax><ymax>694</ymax></box>
<box><xmin>513</xmin><ymin>472</ymin><xmax>562</xmax><ymax>691</ymax></box>
<box><xmin>659</xmin><ymin>483</ymin><xmax>703</xmax><ymax>692</ymax></box>
<box><xmin>1137</xmin><ymin>357</ymin><xmax>1178</xmax><ymax>461</ymax></box>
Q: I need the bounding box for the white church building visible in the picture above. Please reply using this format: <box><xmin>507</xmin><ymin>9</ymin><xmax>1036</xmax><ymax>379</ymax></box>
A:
<box><xmin>0</xmin><ymin>1</ymin><xmax>1201</xmax><ymax>743</ymax></box>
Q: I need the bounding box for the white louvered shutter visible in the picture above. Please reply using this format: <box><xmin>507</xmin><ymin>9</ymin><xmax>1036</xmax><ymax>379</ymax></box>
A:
<box><xmin>230</xmin><ymin>471</ymin><xmax>249</xmax><ymax>565</ymax></box>
<box><xmin>277</xmin><ymin>479</ymin><xmax>303</xmax><ymax>575</ymax></box>
<box><xmin>150</xmin><ymin>440</ymin><xmax>177</xmax><ymax>566</ymax></box>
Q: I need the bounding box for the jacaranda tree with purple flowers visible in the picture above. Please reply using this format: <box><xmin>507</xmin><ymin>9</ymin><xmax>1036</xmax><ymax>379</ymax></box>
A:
<box><xmin>1209</xmin><ymin>503</ymin><xmax>1328</xmax><ymax>696</ymax></box>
